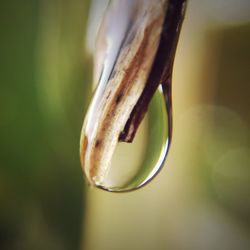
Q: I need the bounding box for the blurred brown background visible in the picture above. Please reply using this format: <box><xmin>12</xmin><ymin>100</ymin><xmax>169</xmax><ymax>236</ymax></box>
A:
<box><xmin>0</xmin><ymin>0</ymin><xmax>249</xmax><ymax>250</ymax></box>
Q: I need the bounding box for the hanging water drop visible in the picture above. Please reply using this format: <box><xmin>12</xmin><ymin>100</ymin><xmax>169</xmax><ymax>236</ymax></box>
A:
<box><xmin>80</xmin><ymin>0</ymin><xmax>187</xmax><ymax>192</ymax></box>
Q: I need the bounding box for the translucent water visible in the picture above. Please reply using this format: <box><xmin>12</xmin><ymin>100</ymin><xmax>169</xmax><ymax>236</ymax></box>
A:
<box><xmin>95</xmin><ymin>87</ymin><xmax>170</xmax><ymax>192</ymax></box>
<box><xmin>81</xmin><ymin>85</ymin><xmax>171</xmax><ymax>192</ymax></box>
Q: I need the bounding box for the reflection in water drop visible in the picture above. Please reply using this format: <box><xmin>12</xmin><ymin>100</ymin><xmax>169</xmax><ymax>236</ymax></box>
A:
<box><xmin>80</xmin><ymin>0</ymin><xmax>186</xmax><ymax>192</ymax></box>
<box><xmin>97</xmin><ymin>87</ymin><xmax>170</xmax><ymax>192</ymax></box>
<box><xmin>81</xmin><ymin>86</ymin><xmax>171</xmax><ymax>192</ymax></box>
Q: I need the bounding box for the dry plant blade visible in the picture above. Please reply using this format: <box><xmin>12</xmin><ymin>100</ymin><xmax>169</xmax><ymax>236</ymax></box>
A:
<box><xmin>80</xmin><ymin>0</ymin><xmax>187</xmax><ymax>185</ymax></box>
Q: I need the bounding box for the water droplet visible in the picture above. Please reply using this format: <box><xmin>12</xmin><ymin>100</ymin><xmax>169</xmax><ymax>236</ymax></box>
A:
<box><xmin>99</xmin><ymin>86</ymin><xmax>171</xmax><ymax>192</ymax></box>
<box><xmin>80</xmin><ymin>0</ymin><xmax>185</xmax><ymax>192</ymax></box>
<box><xmin>81</xmin><ymin>86</ymin><xmax>171</xmax><ymax>192</ymax></box>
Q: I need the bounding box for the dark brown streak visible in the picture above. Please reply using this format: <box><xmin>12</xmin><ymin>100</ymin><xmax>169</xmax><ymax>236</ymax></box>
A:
<box><xmin>119</xmin><ymin>0</ymin><xmax>187</xmax><ymax>142</ymax></box>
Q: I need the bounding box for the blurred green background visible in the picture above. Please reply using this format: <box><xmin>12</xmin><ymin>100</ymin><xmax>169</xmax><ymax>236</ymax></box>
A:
<box><xmin>0</xmin><ymin>0</ymin><xmax>91</xmax><ymax>249</ymax></box>
<box><xmin>0</xmin><ymin>0</ymin><xmax>250</xmax><ymax>250</ymax></box>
